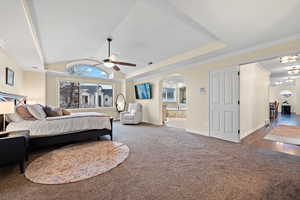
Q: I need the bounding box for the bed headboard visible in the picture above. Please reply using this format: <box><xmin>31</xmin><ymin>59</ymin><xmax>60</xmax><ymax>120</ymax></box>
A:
<box><xmin>0</xmin><ymin>91</ymin><xmax>26</xmax><ymax>105</ymax></box>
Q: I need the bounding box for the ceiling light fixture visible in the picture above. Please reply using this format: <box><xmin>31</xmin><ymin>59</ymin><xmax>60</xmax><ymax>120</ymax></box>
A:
<box><xmin>104</xmin><ymin>62</ymin><xmax>115</xmax><ymax>68</ymax></box>
<box><xmin>287</xmin><ymin>67</ymin><xmax>300</xmax><ymax>75</ymax></box>
<box><xmin>274</xmin><ymin>81</ymin><xmax>283</xmax><ymax>85</ymax></box>
<box><xmin>285</xmin><ymin>78</ymin><xmax>294</xmax><ymax>83</ymax></box>
<box><xmin>280</xmin><ymin>55</ymin><xmax>298</xmax><ymax>64</ymax></box>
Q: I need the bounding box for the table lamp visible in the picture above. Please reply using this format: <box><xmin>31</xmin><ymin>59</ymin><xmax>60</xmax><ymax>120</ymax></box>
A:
<box><xmin>0</xmin><ymin>101</ymin><xmax>15</xmax><ymax>134</ymax></box>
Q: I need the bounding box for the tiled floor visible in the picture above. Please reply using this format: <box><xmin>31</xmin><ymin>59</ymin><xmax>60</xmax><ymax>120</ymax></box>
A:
<box><xmin>165</xmin><ymin>118</ymin><xmax>186</xmax><ymax>129</ymax></box>
<box><xmin>242</xmin><ymin>113</ymin><xmax>300</xmax><ymax>156</ymax></box>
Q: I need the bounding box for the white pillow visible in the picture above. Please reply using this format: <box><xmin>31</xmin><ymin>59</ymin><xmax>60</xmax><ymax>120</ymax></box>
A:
<box><xmin>27</xmin><ymin>104</ymin><xmax>47</xmax><ymax>120</ymax></box>
<box><xmin>6</xmin><ymin>113</ymin><xmax>23</xmax><ymax>123</ymax></box>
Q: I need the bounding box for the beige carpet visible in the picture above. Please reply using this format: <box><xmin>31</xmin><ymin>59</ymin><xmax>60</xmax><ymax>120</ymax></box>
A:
<box><xmin>25</xmin><ymin>141</ymin><xmax>129</xmax><ymax>184</ymax></box>
<box><xmin>1</xmin><ymin>122</ymin><xmax>300</xmax><ymax>200</ymax></box>
<box><xmin>264</xmin><ymin>125</ymin><xmax>300</xmax><ymax>145</ymax></box>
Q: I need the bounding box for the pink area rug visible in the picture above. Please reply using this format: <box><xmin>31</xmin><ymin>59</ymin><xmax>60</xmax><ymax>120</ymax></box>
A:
<box><xmin>25</xmin><ymin>141</ymin><xmax>129</xmax><ymax>184</ymax></box>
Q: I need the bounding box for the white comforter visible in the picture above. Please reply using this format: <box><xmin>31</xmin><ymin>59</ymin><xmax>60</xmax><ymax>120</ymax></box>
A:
<box><xmin>6</xmin><ymin>112</ymin><xmax>111</xmax><ymax>138</ymax></box>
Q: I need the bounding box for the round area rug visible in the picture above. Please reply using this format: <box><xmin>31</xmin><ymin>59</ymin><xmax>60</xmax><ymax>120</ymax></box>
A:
<box><xmin>25</xmin><ymin>141</ymin><xmax>129</xmax><ymax>184</ymax></box>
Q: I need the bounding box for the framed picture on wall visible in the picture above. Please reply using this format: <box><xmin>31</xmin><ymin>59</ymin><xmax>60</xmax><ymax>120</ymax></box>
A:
<box><xmin>5</xmin><ymin>67</ymin><xmax>14</xmax><ymax>86</ymax></box>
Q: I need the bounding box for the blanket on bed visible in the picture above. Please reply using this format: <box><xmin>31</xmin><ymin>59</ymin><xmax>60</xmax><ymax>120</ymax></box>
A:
<box><xmin>7</xmin><ymin>112</ymin><xmax>111</xmax><ymax>138</ymax></box>
<box><xmin>46</xmin><ymin>112</ymin><xmax>109</xmax><ymax>121</ymax></box>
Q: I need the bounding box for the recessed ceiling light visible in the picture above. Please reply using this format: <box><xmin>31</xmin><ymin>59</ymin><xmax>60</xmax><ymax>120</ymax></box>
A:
<box><xmin>274</xmin><ymin>81</ymin><xmax>283</xmax><ymax>85</ymax></box>
<box><xmin>280</xmin><ymin>55</ymin><xmax>298</xmax><ymax>64</ymax></box>
<box><xmin>285</xmin><ymin>78</ymin><xmax>294</xmax><ymax>83</ymax></box>
<box><xmin>288</xmin><ymin>66</ymin><xmax>300</xmax><ymax>75</ymax></box>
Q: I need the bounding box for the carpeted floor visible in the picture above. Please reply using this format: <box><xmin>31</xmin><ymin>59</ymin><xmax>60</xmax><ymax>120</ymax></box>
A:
<box><xmin>1</xmin><ymin>122</ymin><xmax>300</xmax><ymax>200</ymax></box>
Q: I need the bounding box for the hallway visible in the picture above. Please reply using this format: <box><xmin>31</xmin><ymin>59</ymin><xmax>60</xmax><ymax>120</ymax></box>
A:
<box><xmin>242</xmin><ymin>114</ymin><xmax>300</xmax><ymax>156</ymax></box>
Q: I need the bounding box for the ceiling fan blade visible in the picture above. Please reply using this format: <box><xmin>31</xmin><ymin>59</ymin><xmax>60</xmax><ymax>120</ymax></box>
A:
<box><xmin>111</xmin><ymin>61</ymin><xmax>136</xmax><ymax>67</ymax></box>
<box><xmin>103</xmin><ymin>38</ymin><xmax>135</xmax><ymax>68</ymax></box>
<box><xmin>113</xmin><ymin>65</ymin><xmax>120</xmax><ymax>71</ymax></box>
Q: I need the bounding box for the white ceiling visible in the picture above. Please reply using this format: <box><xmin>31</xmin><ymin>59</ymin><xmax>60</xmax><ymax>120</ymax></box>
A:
<box><xmin>1</xmin><ymin>0</ymin><xmax>300</xmax><ymax>75</ymax></box>
<box><xmin>169</xmin><ymin>0</ymin><xmax>300</xmax><ymax>49</ymax></box>
<box><xmin>94</xmin><ymin>0</ymin><xmax>217</xmax><ymax>73</ymax></box>
<box><xmin>260</xmin><ymin>53</ymin><xmax>300</xmax><ymax>83</ymax></box>
<box><xmin>163</xmin><ymin>74</ymin><xmax>185</xmax><ymax>88</ymax></box>
<box><xmin>0</xmin><ymin>0</ymin><xmax>43</xmax><ymax>69</ymax></box>
<box><xmin>28</xmin><ymin>0</ymin><xmax>138</xmax><ymax>66</ymax></box>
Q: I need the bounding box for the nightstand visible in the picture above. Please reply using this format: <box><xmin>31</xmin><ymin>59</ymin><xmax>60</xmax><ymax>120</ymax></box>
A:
<box><xmin>0</xmin><ymin>130</ymin><xmax>29</xmax><ymax>173</ymax></box>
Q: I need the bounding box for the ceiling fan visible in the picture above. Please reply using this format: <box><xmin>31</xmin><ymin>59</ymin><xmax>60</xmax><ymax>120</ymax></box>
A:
<box><xmin>100</xmin><ymin>38</ymin><xmax>136</xmax><ymax>71</ymax></box>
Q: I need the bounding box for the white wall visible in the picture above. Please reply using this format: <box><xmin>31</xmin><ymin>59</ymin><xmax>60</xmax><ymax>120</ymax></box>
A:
<box><xmin>0</xmin><ymin>48</ymin><xmax>24</xmax><ymax>95</ymax></box>
<box><xmin>270</xmin><ymin>84</ymin><xmax>296</xmax><ymax>113</ymax></box>
<box><xmin>127</xmin><ymin>38</ymin><xmax>300</xmax><ymax>135</ymax></box>
<box><xmin>240</xmin><ymin>63</ymin><xmax>270</xmax><ymax>139</ymax></box>
<box><xmin>295</xmin><ymin>79</ymin><xmax>300</xmax><ymax>115</ymax></box>
<box><xmin>130</xmin><ymin>78</ymin><xmax>162</xmax><ymax>125</ymax></box>
<box><xmin>46</xmin><ymin>72</ymin><xmax>123</xmax><ymax>119</ymax></box>
<box><xmin>23</xmin><ymin>71</ymin><xmax>46</xmax><ymax>104</ymax></box>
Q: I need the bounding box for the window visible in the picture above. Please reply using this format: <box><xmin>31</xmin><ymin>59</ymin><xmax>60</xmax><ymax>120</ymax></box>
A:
<box><xmin>162</xmin><ymin>88</ymin><xmax>176</xmax><ymax>102</ymax></box>
<box><xmin>98</xmin><ymin>85</ymin><xmax>113</xmax><ymax>107</ymax></box>
<box><xmin>59</xmin><ymin>81</ymin><xmax>79</xmax><ymax>109</ymax></box>
<box><xmin>59</xmin><ymin>81</ymin><xmax>113</xmax><ymax>109</ymax></box>
<box><xmin>179</xmin><ymin>87</ymin><xmax>186</xmax><ymax>104</ymax></box>
<box><xmin>79</xmin><ymin>83</ymin><xmax>98</xmax><ymax>108</ymax></box>
<box><xmin>68</xmin><ymin>64</ymin><xmax>109</xmax><ymax>79</ymax></box>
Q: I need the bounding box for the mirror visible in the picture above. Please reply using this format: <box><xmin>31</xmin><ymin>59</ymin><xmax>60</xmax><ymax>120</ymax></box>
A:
<box><xmin>115</xmin><ymin>93</ymin><xmax>126</xmax><ymax>113</ymax></box>
<box><xmin>179</xmin><ymin>87</ymin><xmax>186</xmax><ymax>104</ymax></box>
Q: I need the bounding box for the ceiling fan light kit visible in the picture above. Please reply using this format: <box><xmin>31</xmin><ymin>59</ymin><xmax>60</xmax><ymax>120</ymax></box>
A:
<box><xmin>102</xmin><ymin>38</ymin><xmax>137</xmax><ymax>71</ymax></box>
<box><xmin>104</xmin><ymin>62</ymin><xmax>115</xmax><ymax>68</ymax></box>
<box><xmin>66</xmin><ymin>38</ymin><xmax>137</xmax><ymax>74</ymax></box>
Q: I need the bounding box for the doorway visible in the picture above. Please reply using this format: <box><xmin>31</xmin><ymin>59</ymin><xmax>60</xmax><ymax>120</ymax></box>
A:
<box><xmin>161</xmin><ymin>74</ymin><xmax>187</xmax><ymax>129</ymax></box>
<box><xmin>240</xmin><ymin>53</ymin><xmax>300</xmax><ymax>156</ymax></box>
<box><xmin>209</xmin><ymin>66</ymin><xmax>240</xmax><ymax>142</ymax></box>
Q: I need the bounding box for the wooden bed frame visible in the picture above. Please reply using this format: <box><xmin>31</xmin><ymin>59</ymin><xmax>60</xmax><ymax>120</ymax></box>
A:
<box><xmin>0</xmin><ymin>92</ymin><xmax>113</xmax><ymax>150</ymax></box>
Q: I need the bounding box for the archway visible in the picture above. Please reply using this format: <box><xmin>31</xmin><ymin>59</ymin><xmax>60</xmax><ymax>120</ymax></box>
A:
<box><xmin>160</xmin><ymin>74</ymin><xmax>187</xmax><ymax>129</ymax></box>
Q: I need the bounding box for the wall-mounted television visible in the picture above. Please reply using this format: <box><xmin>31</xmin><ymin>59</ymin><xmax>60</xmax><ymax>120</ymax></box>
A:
<box><xmin>135</xmin><ymin>83</ymin><xmax>152</xmax><ymax>99</ymax></box>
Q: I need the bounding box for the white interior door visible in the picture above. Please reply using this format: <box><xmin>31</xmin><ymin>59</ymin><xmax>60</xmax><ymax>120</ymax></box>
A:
<box><xmin>209</xmin><ymin>66</ymin><xmax>240</xmax><ymax>142</ymax></box>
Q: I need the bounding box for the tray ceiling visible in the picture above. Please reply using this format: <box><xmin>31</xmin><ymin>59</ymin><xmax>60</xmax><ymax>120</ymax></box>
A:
<box><xmin>0</xmin><ymin>0</ymin><xmax>300</xmax><ymax>76</ymax></box>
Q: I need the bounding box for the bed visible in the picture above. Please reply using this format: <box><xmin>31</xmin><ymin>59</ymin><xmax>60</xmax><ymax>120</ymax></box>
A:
<box><xmin>7</xmin><ymin>112</ymin><xmax>113</xmax><ymax>149</ymax></box>
<box><xmin>1</xmin><ymin>92</ymin><xmax>113</xmax><ymax>149</ymax></box>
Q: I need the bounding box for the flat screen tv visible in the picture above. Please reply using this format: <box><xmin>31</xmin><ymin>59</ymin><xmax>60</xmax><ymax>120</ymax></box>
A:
<box><xmin>135</xmin><ymin>83</ymin><xmax>152</xmax><ymax>99</ymax></box>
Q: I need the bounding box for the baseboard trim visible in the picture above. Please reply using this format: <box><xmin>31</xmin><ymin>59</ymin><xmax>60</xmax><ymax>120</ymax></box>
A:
<box><xmin>241</xmin><ymin>122</ymin><xmax>267</xmax><ymax>139</ymax></box>
<box><xmin>185</xmin><ymin>129</ymin><xmax>209</xmax><ymax>136</ymax></box>
<box><xmin>142</xmin><ymin>120</ymin><xmax>163</xmax><ymax>126</ymax></box>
